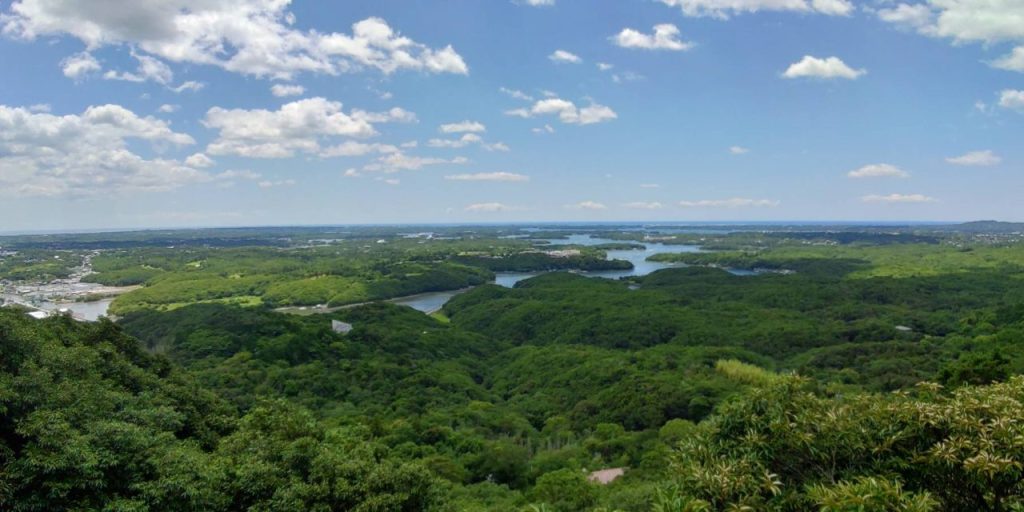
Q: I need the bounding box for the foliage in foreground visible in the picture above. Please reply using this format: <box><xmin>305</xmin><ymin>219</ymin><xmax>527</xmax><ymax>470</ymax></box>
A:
<box><xmin>661</xmin><ymin>376</ymin><xmax>1024</xmax><ymax>511</ymax></box>
<box><xmin>0</xmin><ymin>310</ymin><xmax>439</xmax><ymax>511</ymax></box>
<box><xmin>6</xmin><ymin>307</ymin><xmax>1024</xmax><ymax>510</ymax></box>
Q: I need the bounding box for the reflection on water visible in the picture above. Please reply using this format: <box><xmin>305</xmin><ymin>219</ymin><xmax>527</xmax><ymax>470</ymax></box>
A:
<box><xmin>397</xmin><ymin>235</ymin><xmax>713</xmax><ymax>313</ymax></box>
<box><xmin>40</xmin><ymin>299</ymin><xmax>115</xmax><ymax>321</ymax></box>
<box><xmin>12</xmin><ymin>233</ymin><xmax>758</xmax><ymax>320</ymax></box>
<box><xmin>536</xmin><ymin>234</ymin><xmax>702</xmax><ymax>280</ymax></box>
<box><xmin>2</xmin><ymin>292</ymin><xmax>117</xmax><ymax>321</ymax></box>
<box><xmin>389</xmin><ymin>289</ymin><xmax>472</xmax><ymax>314</ymax></box>
<box><xmin>292</xmin><ymin>234</ymin><xmax>761</xmax><ymax>315</ymax></box>
<box><xmin>725</xmin><ymin>268</ymin><xmax>759</xmax><ymax>276</ymax></box>
<box><xmin>494</xmin><ymin>272</ymin><xmax>538</xmax><ymax>287</ymax></box>
<box><xmin>394</xmin><ymin>235</ymin><xmax>769</xmax><ymax>313</ymax></box>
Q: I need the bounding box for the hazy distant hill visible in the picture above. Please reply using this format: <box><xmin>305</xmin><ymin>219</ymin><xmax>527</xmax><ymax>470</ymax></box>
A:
<box><xmin>946</xmin><ymin>221</ymin><xmax>1024</xmax><ymax>233</ymax></box>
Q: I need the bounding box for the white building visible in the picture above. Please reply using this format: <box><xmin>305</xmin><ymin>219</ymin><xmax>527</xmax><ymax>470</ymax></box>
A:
<box><xmin>587</xmin><ymin>467</ymin><xmax>625</xmax><ymax>485</ymax></box>
<box><xmin>331</xmin><ymin>320</ymin><xmax>353</xmax><ymax>334</ymax></box>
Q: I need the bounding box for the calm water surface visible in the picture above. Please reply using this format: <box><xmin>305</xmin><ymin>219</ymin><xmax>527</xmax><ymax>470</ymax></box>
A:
<box><xmin>11</xmin><ymin>234</ymin><xmax>753</xmax><ymax>319</ymax></box>
<box><xmin>396</xmin><ymin>234</ymin><xmax>736</xmax><ymax>313</ymax></box>
<box><xmin>41</xmin><ymin>299</ymin><xmax>117</xmax><ymax>321</ymax></box>
<box><xmin>390</xmin><ymin>289</ymin><xmax>472</xmax><ymax>313</ymax></box>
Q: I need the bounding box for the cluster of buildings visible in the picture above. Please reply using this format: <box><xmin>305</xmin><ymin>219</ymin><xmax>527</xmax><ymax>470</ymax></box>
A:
<box><xmin>543</xmin><ymin>249</ymin><xmax>582</xmax><ymax>258</ymax></box>
<box><xmin>0</xmin><ymin>251</ymin><xmax>107</xmax><ymax>322</ymax></box>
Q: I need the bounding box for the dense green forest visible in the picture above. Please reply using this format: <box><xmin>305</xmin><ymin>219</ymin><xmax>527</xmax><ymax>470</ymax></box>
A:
<box><xmin>3</xmin><ymin>224</ymin><xmax>1024</xmax><ymax>510</ymax></box>
<box><xmin>60</xmin><ymin>240</ymin><xmax>630</xmax><ymax>314</ymax></box>
<box><xmin>0</xmin><ymin>250</ymin><xmax>83</xmax><ymax>282</ymax></box>
<box><xmin>0</xmin><ymin>310</ymin><xmax>438</xmax><ymax>511</ymax></box>
<box><xmin>5</xmin><ymin>306</ymin><xmax>1024</xmax><ymax>510</ymax></box>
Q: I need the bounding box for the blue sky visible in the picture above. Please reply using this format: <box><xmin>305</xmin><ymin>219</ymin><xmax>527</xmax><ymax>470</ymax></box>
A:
<box><xmin>0</xmin><ymin>0</ymin><xmax>1022</xmax><ymax>231</ymax></box>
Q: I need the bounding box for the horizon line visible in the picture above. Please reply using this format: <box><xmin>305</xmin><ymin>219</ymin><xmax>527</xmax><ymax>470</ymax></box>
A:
<box><xmin>1</xmin><ymin>219</ymin><xmax>1014</xmax><ymax>238</ymax></box>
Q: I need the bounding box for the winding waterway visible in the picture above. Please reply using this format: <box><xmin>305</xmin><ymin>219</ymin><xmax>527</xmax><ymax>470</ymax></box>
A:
<box><xmin>394</xmin><ymin>234</ymin><xmax>751</xmax><ymax>314</ymax></box>
<box><xmin>12</xmin><ymin>234</ymin><xmax>748</xmax><ymax>319</ymax></box>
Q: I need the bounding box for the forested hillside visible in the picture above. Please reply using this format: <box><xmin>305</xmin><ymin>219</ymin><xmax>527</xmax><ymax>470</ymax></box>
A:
<box><xmin>4</xmin><ymin>227</ymin><xmax>1024</xmax><ymax>510</ymax></box>
<box><xmin>0</xmin><ymin>310</ymin><xmax>438</xmax><ymax>511</ymax></box>
<box><xmin>5</xmin><ymin>305</ymin><xmax>1024</xmax><ymax>510</ymax></box>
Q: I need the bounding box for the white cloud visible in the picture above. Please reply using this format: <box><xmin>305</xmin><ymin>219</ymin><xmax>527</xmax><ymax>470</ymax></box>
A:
<box><xmin>257</xmin><ymin>179</ymin><xmax>296</xmax><ymax>188</ymax></box>
<box><xmin>1000</xmin><ymin>89</ymin><xmax>1024</xmax><ymax>111</ymax></box>
<box><xmin>876</xmin><ymin>1</ymin><xmax>1024</xmax><ymax>45</ymax></box>
<box><xmin>862</xmin><ymin>193</ymin><xmax>936</xmax><ymax>203</ymax></box>
<box><xmin>509</xmin><ymin>97</ymin><xmax>617</xmax><ymax>125</ymax></box>
<box><xmin>213</xmin><ymin>169</ymin><xmax>261</xmax><ymax>181</ymax></box>
<box><xmin>27</xmin><ymin>104</ymin><xmax>50</xmax><ymax>112</ymax></box>
<box><xmin>60</xmin><ymin>52</ymin><xmax>100</xmax><ymax>79</ymax></box>
<box><xmin>783</xmin><ymin>56</ymin><xmax>865</xmax><ymax>79</ymax></box>
<box><xmin>611</xmin><ymin>24</ymin><xmax>693</xmax><ymax>51</ymax></box>
<box><xmin>532</xmin><ymin>124</ymin><xmax>556</xmax><ymax>134</ymax></box>
<box><xmin>440</xmin><ymin>120</ymin><xmax>486</xmax><ymax>133</ymax></box>
<box><xmin>576</xmin><ymin>104</ymin><xmax>617</xmax><ymax>124</ymax></box>
<box><xmin>518</xmin><ymin>0</ymin><xmax>555</xmax><ymax>5</ymax></box>
<box><xmin>271</xmin><ymin>84</ymin><xmax>306</xmax><ymax>97</ymax></box>
<box><xmin>157</xmin><ymin>104</ymin><xmax>179</xmax><ymax>113</ymax></box>
<box><xmin>566</xmin><ymin>200</ymin><xmax>607</xmax><ymax>210</ymax></box>
<box><xmin>382</xmin><ymin>178</ymin><xmax>400</xmax><ymax>185</ymax></box>
<box><xmin>679</xmin><ymin>198</ymin><xmax>780</xmax><ymax>207</ymax></box>
<box><xmin>362</xmin><ymin>152</ymin><xmax>467</xmax><ymax>173</ymax></box>
<box><xmin>877</xmin><ymin>4</ymin><xmax>935</xmax><ymax>30</ymax></box>
<box><xmin>536</xmin><ymin>99</ymin><xmax>578</xmax><ymax>119</ymax></box>
<box><xmin>445</xmin><ymin>172</ymin><xmax>529</xmax><ymax>182</ymax></box>
<box><xmin>640</xmin><ymin>183</ymin><xmax>661</xmax><ymax>188</ymax></box>
<box><xmin>729</xmin><ymin>145</ymin><xmax>749</xmax><ymax>154</ymax></box>
<box><xmin>351</xmin><ymin>107</ymin><xmax>418</xmax><ymax>124</ymax></box>
<box><xmin>612</xmin><ymin>71</ymin><xmax>645</xmax><ymax>83</ymax></box>
<box><xmin>465</xmin><ymin>202</ymin><xmax>513</xmax><ymax>212</ymax></box>
<box><xmin>658</xmin><ymin>0</ymin><xmax>852</xmax><ymax>18</ymax></box>
<box><xmin>429</xmin><ymin>133</ymin><xmax>482</xmax><ymax>148</ymax></box>
<box><xmin>623</xmin><ymin>201</ymin><xmax>664</xmax><ymax>209</ymax></box>
<box><xmin>597</xmin><ymin>62</ymin><xmax>614</xmax><ymax>71</ymax></box>
<box><xmin>320</xmin><ymin>141</ymin><xmax>399</xmax><ymax>158</ymax></box>
<box><xmin>0</xmin><ymin>103</ymin><xmax>207</xmax><ymax>197</ymax></box>
<box><xmin>3</xmin><ymin>5</ymin><xmax>467</xmax><ymax>79</ymax></box>
<box><xmin>103</xmin><ymin>51</ymin><xmax>173</xmax><ymax>85</ymax></box>
<box><xmin>171</xmin><ymin>81</ymin><xmax>205</xmax><ymax>93</ymax></box>
<box><xmin>500</xmin><ymin>87</ymin><xmax>534</xmax><ymax>101</ymax></box>
<box><xmin>875</xmin><ymin>1</ymin><xmax>1024</xmax><ymax>76</ymax></box>
<box><xmin>946</xmin><ymin>150</ymin><xmax>1001</xmax><ymax>166</ymax></box>
<box><xmin>184</xmin><ymin>152</ymin><xmax>215</xmax><ymax>167</ymax></box>
<box><xmin>992</xmin><ymin>46</ymin><xmax>1024</xmax><ymax>72</ymax></box>
<box><xmin>83</xmin><ymin>104</ymin><xmax>194</xmax><ymax>144</ymax></box>
<box><xmin>343</xmin><ymin>168</ymin><xmax>361</xmax><ymax>178</ymax></box>
<box><xmin>549</xmin><ymin>49</ymin><xmax>582</xmax><ymax>63</ymax></box>
<box><xmin>428</xmin><ymin>133</ymin><xmax>509</xmax><ymax>151</ymax></box>
<box><xmin>203</xmin><ymin>97</ymin><xmax>412</xmax><ymax>158</ymax></box>
<box><xmin>847</xmin><ymin>163</ymin><xmax>910</xmax><ymax>178</ymax></box>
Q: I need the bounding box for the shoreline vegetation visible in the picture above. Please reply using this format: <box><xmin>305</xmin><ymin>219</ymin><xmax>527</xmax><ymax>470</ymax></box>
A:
<box><xmin>82</xmin><ymin>243</ymin><xmax>636</xmax><ymax>315</ymax></box>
